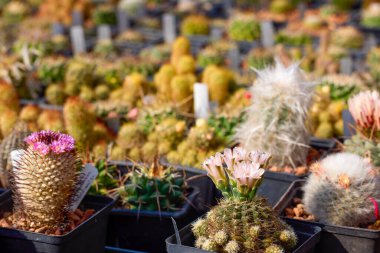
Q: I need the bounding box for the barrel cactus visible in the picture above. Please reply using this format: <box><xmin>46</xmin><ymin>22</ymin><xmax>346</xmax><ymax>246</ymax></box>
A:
<box><xmin>181</xmin><ymin>15</ymin><xmax>210</xmax><ymax>36</ymax></box>
<box><xmin>193</xmin><ymin>147</ymin><xmax>297</xmax><ymax>252</ymax></box>
<box><xmin>228</xmin><ymin>14</ymin><xmax>261</xmax><ymax>41</ymax></box>
<box><xmin>10</xmin><ymin>130</ymin><xmax>81</xmax><ymax>233</ymax></box>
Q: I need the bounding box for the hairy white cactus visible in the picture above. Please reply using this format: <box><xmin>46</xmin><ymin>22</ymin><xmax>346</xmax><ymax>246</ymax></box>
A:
<box><xmin>234</xmin><ymin>61</ymin><xmax>314</xmax><ymax>168</ymax></box>
<box><xmin>303</xmin><ymin>152</ymin><xmax>380</xmax><ymax>227</ymax></box>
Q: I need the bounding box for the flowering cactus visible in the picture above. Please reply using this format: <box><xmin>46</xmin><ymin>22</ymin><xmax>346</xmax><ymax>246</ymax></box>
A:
<box><xmin>347</xmin><ymin>90</ymin><xmax>380</xmax><ymax>137</ymax></box>
<box><xmin>193</xmin><ymin>147</ymin><xmax>297</xmax><ymax>253</ymax></box>
<box><xmin>11</xmin><ymin>130</ymin><xmax>80</xmax><ymax>233</ymax></box>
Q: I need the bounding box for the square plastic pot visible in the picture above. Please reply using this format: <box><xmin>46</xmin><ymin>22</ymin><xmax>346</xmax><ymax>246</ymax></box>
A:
<box><xmin>106</xmin><ymin>186</ymin><xmax>201</xmax><ymax>253</ymax></box>
<box><xmin>275</xmin><ymin>180</ymin><xmax>380</xmax><ymax>253</ymax></box>
<box><xmin>165</xmin><ymin>217</ymin><xmax>321</xmax><ymax>253</ymax></box>
<box><xmin>0</xmin><ymin>190</ymin><xmax>115</xmax><ymax>253</ymax></box>
<box><xmin>105</xmin><ymin>246</ymin><xmax>147</xmax><ymax>253</ymax></box>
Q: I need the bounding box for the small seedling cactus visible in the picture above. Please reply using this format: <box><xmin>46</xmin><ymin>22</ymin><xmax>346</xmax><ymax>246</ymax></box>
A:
<box><xmin>193</xmin><ymin>147</ymin><xmax>297</xmax><ymax>252</ymax></box>
<box><xmin>118</xmin><ymin>161</ymin><xmax>185</xmax><ymax>211</ymax></box>
<box><xmin>10</xmin><ymin>130</ymin><xmax>81</xmax><ymax>233</ymax></box>
<box><xmin>235</xmin><ymin>61</ymin><xmax>314</xmax><ymax>168</ymax></box>
<box><xmin>303</xmin><ymin>152</ymin><xmax>380</xmax><ymax>227</ymax></box>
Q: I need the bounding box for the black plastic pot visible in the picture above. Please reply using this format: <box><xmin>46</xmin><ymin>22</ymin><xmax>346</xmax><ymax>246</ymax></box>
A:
<box><xmin>0</xmin><ymin>190</ymin><xmax>115</xmax><ymax>253</ymax></box>
<box><xmin>257</xmin><ymin>137</ymin><xmax>335</xmax><ymax>206</ymax></box>
<box><xmin>106</xmin><ymin>187</ymin><xmax>201</xmax><ymax>253</ymax></box>
<box><xmin>187</xmin><ymin>35</ymin><xmax>210</xmax><ymax>55</ymax></box>
<box><xmin>275</xmin><ymin>180</ymin><xmax>380</xmax><ymax>253</ymax></box>
<box><xmin>165</xmin><ymin>217</ymin><xmax>322</xmax><ymax>253</ymax></box>
<box><xmin>105</xmin><ymin>246</ymin><xmax>146</xmax><ymax>253</ymax></box>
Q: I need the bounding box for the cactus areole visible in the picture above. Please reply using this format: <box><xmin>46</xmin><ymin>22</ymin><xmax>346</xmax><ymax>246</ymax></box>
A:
<box><xmin>194</xmin><ymin>147</ymin><xmax>298</xmax><ymax>253</ymax></box>
<box><xmin>10</xmin><ymin>130</ymin><xmax>80</xmax><ymax>233</ymax></box>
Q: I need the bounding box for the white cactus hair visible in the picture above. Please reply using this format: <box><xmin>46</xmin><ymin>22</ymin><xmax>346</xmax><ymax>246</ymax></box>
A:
<box><xmin>234</xmin><ymin>60</ymin><xmax>314</xmax><ymax>168</ymax></box>
<box><xmin>303</xmin><ymin>152</ymin><xmax>380</xmax><ymax>227</ymax></box>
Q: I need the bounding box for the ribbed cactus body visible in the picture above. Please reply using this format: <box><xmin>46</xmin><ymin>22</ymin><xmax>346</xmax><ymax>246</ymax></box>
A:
<box><xmin>11</xmin><ymin>131</ymin><xmax>79</xmax><ymax>232</ymax></box>
<box><xmin>344</xmin><ymin>135</ymin><xmax>380</xmax><ymax>166</ymax></box>
<box><xmin>170</xmin><ymin>74</ymin><xmax>195</xmax><ymax>113</ymax></box>
<box><xmin>0</xmin><ymin>122</ymin><xmax>30</xmax><ymax>187</ymax></box>
<box><xmin>303</xmin><ymin>153</ymin><xmax>380</xmax><ymax>227</ymax></box>
<box><xmin>193</xmin><ymin>198</ymin><xmax>297</xmax><ymax>253</ymax></box>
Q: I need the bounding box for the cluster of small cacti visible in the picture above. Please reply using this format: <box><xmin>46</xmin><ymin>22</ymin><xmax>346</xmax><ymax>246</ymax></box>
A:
<box><xmin>117</xmin><ymin>161</ymin><xmax>185</xmax><ymax>211</ymax></box>
<box><xmin>309</xmin><ymin>75</ymin><xmax>360</xmax><ymax>138</ymax></box>
<box><xmin>64</xmin><ymin>58</ymin><xmax>96</xmax><ymax>97</ymax></box>
<box><xmin>37</xmin><ymin>56</ymin><xmax>66</xmax><ymax>85</ymax></box>
<box><xmin>303</xmin><ymin>152</ymin><xmax>380</xmax><ymax>227</ymax></box>
<box><xmin>330</xmin><ymin>26</ymin><xmax>364</xmax><ymax>49</ymax></box>
<box><xmin>235</xmin><ymin>61</ymin><xmax>314</xmax><ymax>169</ymax></box>
<box><xmin>246</xmin><ymin>48</ymin><xmax>274</xmax><ymax>70</ymax></box>
<box><xmin>10</xmin><ymin>130</ymin><xmax>81</xmax><ymax>233</ymax></box>
<box><xmin>193</xmin><ymin>148</ymin><xmax>298</xmax><ymax>253</ymax></box>
<box><xmin>228</xmin><ymin>14</ymin><xmax>261</xmax><ymax>41</ymax></box>
<box><xmin>94</xmin><ymin>39</ymin><xmax>117</xmax><ymax>58</ymax></box>
<box><xmin>139</xmin><ymin>44</ymin><xmax>171</xmax><ymax>65</ymax></box>
<box><xmin>92</xmin><ymin>4</ymin><xmax>116</xmax><ymax>25</ymax></box>
<box><xmin>89</xmin><ymin>160</ymin><xmax>118</xmax><ymax>196</ymax></box>
<box><xmin>197</xmin><ymin>46</ymin><xmax>225</xmax><ymax>68</ymax></box>
<box><xmin>270</xmin><ymin>0</ymin><xmax>295</xmax><ymax>14</ymax></box>
<box><xmin>181</xmin><ymin>15</ymin><xmax>210</xmax><ymax>36</ymax></box>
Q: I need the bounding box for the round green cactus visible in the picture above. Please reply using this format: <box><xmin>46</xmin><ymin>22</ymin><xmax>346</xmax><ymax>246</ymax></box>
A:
<box><xmin>181</xmin><ymin>15</ymin><xmax>210</xmax><ymax>36</ymax></box>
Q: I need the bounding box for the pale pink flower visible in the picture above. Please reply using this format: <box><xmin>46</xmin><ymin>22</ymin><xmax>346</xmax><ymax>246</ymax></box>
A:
<box><xmin>249</xmin><ymin>151</ymin><xmax>271</xmax><ymax>165</ymax></box>
<box><xmin>348</xmin><ymin>91</ymin><xmax>380</xmax><ymax>131</ymax></box>
<box><xmin>232</xmin><ymin>147</ymin><xmax>247</xmax><ymax>161</ymax></box>
<box><xmin>202</xmin><ymin>156</ymin><xmax>225</xmax><ymax>184</ymax></box>
<box><xmin>232</xmin><ymin>161</ymin><xmax>265</xmax><ymax>189</ymax></box>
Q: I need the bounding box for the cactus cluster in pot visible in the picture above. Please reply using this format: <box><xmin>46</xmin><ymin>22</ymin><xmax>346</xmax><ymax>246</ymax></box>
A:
<box><xmin>362</xmin><ymin>3</ymin><xmax>380</xmax><ymax>28</ymax></box>
<box><xmin>193</xmin><ymin>147</ymin><xmax>298</xmax><ymax>252</ymax></box>
<box><xmin>181</xmin><ymin>14</ymin><xmax>210</xmax><ymax>36</ymax></box>
<box><xmin>303</xmin><ymin>152</ymin><xmax>380</xmax><ymax>227</ymax></box>
<box><xmin>4</xmin><ymin>130</ymin><xmax>83</xmax><ymax>234</ymax></box>
<box><xmin>197</xmin><ymin>46</ymin><xmax>225</xmax><ymax>68</ymax></box>
<box><xmin>344</xmin><ymin>90</ymin><xmax>380</xmax><ymax>166</ymax></box>
<box><xmin>117</xmin><ymin>161</ymin><xmax>186</xmax><ymax>211</ymax></box>
<box><xmin>37</xmin><ymin>56</ymin><xmax>66</xmax><ymax>85</ymax></box>
<box><xmin>64</xmin><ymin>58</ymin><xmax>96</xmax><ymax>96</ymax></box>
<box><xmin>235</xmin><ymin>61</ymin><xmax>314</xmax><ymax>170</ymax></box>
<box><xmin>228</xmin><ymin>14</ymin><xmax>261</xmax><ymax>42</ymax></box>
<box><xmin>330</xmin><ymin>26</ymin><xmax>364</xmax><ymax>50</ymax></box>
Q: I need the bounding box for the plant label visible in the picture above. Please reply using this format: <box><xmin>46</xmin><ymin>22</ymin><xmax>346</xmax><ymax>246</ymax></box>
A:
<box><xmin>194</xmin><ymin>83</ymin><xmax>210</xmax><ymax>119</ymax></box>
<box><xmin>70</xmin><ymin>164</ymin><xmax>99</xmax><ymax>211</ymax></box>
<box><xmin>97</xmin><ymin>25</ymin><xmax>112</xmax><ymax>41</ymax></box>
<box><xmin>298</xmin><ymin>2</ymin><xmax>307</xmax><ymax>19</ymax></box>
<box><xmin>72</xmin><ymin>11</ymin><xmax>83</xmax><ymax>26</ymax></box>
<box><xmin>10</xmin><ymin>149</ymin><xmax>24</xmax><ymax>167</ymax></box>
<box><xmin>211</xmin><ymin>26</ymin><xmax>223</xmax><ymax>41</ymax></box>
<box><xmin>367</xmin><ymin>34</ymin><xmax>377</xmax><ymax>51</ymax></box>
<box><xmin>163</xmin><ymin>13</ymin><xmax>176</xmax><ymax>44</ymax></box>
<box><xmin>261</xmin><ymin>21</ymin><xmax>275</xmax><ymax>48</ymax></box>
<box><xmin>117</xmin><ymin>8</ymin><xmax>129</xmax><ymax>33</ymax></box>
<box><xmin>340</xmin><ymin>57</ymin><xmax>353</xmax><ymax>74</ymax></box>
<box><xmin>52</xmin><ymin>23</ymin><xmax>64</xmax><ymax>35</ymax></box>
<box><xmin>228</xmin><ymin>47</ymin><xmax>240</xmax><ymax>72</ymax></box>
<box><xmin>223</xmin><ymin>0</ymin><xmax>232</xmax><ymax>16</ymax></box>
<box><xmin>70</xmin><ymin>26</ymin><xmax>86</xmax><ymax>55</ymax></box>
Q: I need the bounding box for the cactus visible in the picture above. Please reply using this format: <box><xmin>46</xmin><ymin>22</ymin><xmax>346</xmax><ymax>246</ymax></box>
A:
<box><xmin>19</xmin><ymin>105</ymin><xmax>40</xmax><ymax>123</ymax></box>
<box><xmin>95</xmin><ymin>84</ymin><xmax>110</xmax><ymax>100</ymax></box>
<box><xmin>92</xmin><ymin>4</ymin><xmax>117</xmax><ymax>25</ymax></box>
<box><xmin>246</xmin><ymin>48</ymin><xmax>274</xmax><ymax>70</ymax></box>
<box><xmin>0</xmin><ymin>80</ymin><xmax>19</xmax><ymax>114</ymax></box>
<box><xmin>331</xmin><ymin>0</ymin><xmax>354</xmax><ymax>11</ymax></box>
<box><xmin>235</xmin><ymin>61</ymin><xmax>314</xmax><ymax>169</ymax></box>
<box><xmin>37</xmin><ymin>110</ymin><xmax>64</xmax><ymax>132</ymax></box>
<box><xmin>122</xmin><ymin>72</ymin><xmax>147</xmax><ymax>107</ymax></box>
<box><xmin>181</xmin><ymin>15</ymin><xmax>210</xmax><ymax>36</ymax></box>
<box><xmin>193</xmin><ymin>148</ymin><xmax>297</xmax><ymax>253</ymax></box>
<box><xmin>303</xmin><ymin>153</ymin><xmax>380</xmax><ymax>227</ymax></box>
<box><xmin>10</xmin><ymin>130</ymin><xmax>81</xmax><ymax>233</ymax></box>
<box><xmin>37</xmin><ymin>56</ymin><xmax>66</xmax><ymax>85</ymax></box>
<box><xmin>116</xmin><ymin>31</ymin><xmax>145</xmax><ymax>43</ymax></box>
<box><xmin>170</xmin><ymin>74</ymin><xmax>195</xmax><ymax>114</ymax></box>
<box><xmin>45</xmin><ymin>84</ymin><xmax>67</xmax><ymax>105</ymax></box>
<box><xmin>202</xmin><ymin>65</ymin><xmax>235</xmax><ymax>105</ymax></box>
<box><xmin>270</xmin><ymin>0</ymin><xmax>295</xmax><ymax>14</ymax></box>
<box><xmin>275</xmin><ymin>30</ymin><xmax>312</xmax><ymax>47</ymax></box>
<box><xmin>197</xmin><ymin>46</ymin><xmax>225</xmax><ymax>68</ymax></box>
<box><xmin>170</xmin><ymin>36</ymin><xmax>191</xmax><ymax>66</ymax></box>
<box><xmin>63</xmin><ymin>97</ymin><xmax>96</xmax><ymax>151</ymax></box>
<box><xmin>362</xmin><ymin>3</ymin><xmax>380</xmax><ymax>28</ymax></box>
<box><xmin>367</xmin><ymin>47</ymin><xmax>380</xmax><ymax>82</ymax></box>
<box><xmin>118</xmin><ymin>161</ymin><xmax>185</xmax><ymax>211</ymax></box>
<box><xmin>176</xmin><ymin>55</ymin><xmax>196</xmax><ymax>75</ymax></box>
<box><xmin>116</xmin><ymin>122</ymin><xmax>145</xmax><ymax>151</ymax></box>
<box><xmin>79</xmin><ymin>86</ymin><xmax>96</xmax><ymax>102</ymax></box>
<box><xmin>228</xmin><ymin>14</ymin><xmax>261</xmax><ymax>41</ymax></box>
<box><xmin>331</xmin><ymin>26</ymin><xmax>363</xmax><ymax>49</ymax></box>
<box><xmin>64</xmin><ymin>59</ymin><xmax>95</xmax><ymax>95</ymax></box>
<box><xmin>154</xmin><ymin>64</ymin><xmax>176</xmax><ymax>100</ymax></box>
<box><xmin>0</xmin><ymin>121</ymin><xmax>30</xmax><ymax>188</ymax></box>
<box><xmin>139</xmin><ymin>44</ymin><xmax>171</xmax><ymax>65</ymax></box>
<box><xmin>94</xmin><ymin>39</ymin><xmax>116</xmax><ymax>58</ymax></box>
<box><xmin>0</xmin><ymin>109</ymin><xmax>18</xmax><ymax>137</ymax></box>
<box><xmin>2</xmin><ymin>1</ymin><xmax>28</xmax><ymax>24</ymax></box>
<box><xmin>345</xmin><ymin>135</ymin><xmax>380</xmax><ymax>167</ymax></box>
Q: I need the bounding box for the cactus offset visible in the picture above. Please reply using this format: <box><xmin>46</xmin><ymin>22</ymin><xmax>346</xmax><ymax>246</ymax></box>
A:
<box><xmin>303</xmin><ymin>153</ymin><xmax>380</xmax><ymax>227</ymax></box>
<box><xmin>235</xmin><ymin>61</ymin><xmax>314</xmax><ymax>168</ymax></box>
<box><xmin>193</xmin><ymin>148</ymin><xmax>297</xmax><ymax>253</ymax></box>
<box><xmin>10</xmin><ymin>131</ymin><xmax>80</xmax><ymax>233</ymax></box>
